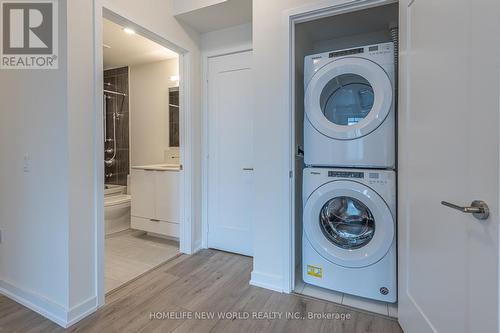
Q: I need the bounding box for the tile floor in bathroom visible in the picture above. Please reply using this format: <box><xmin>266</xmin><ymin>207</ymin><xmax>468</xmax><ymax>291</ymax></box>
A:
<box><xmin>295</xmin><ymin>278</ymin><xmax>398</xmax><ymax>318</ymax></box>
<box><xmin>105</xmin><ymin>229</ymin><xmax>179</xmax><ymax>293</ymax></box>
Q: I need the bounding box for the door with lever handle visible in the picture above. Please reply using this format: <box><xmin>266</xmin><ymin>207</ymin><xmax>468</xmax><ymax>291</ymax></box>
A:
<box><xmin>441</xmin><ymin>200</ymin><xmax>490</xmax><ymax>220</ymax></box>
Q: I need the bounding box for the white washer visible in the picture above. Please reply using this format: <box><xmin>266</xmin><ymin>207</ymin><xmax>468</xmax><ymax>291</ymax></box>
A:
<box><xmin>302</xmin><ymin>167</ymin><xmax>396</xmax><ymax>302</ymax></box>
<box><xmin>304</xmin><ymin>42</ymin><xmax>395</xmax><ymax>168</ymax></box>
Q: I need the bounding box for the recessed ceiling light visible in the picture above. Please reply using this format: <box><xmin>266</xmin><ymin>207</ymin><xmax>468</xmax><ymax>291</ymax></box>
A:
<box><xmin>123</xmin><ymin>27</ymin><xmax>135</xmax><ymax>35</ymax></box>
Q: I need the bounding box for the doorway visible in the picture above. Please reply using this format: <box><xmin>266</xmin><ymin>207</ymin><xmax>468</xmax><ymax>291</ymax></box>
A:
<box><xmin>95</xmin><ymin>8</ymin><xmax>193</xmax><ymax>304</ymax></box>
<box><xmin>286</xmin><ymin>0</ymin><xmax>399</xmax><ymax>317</ymax></box>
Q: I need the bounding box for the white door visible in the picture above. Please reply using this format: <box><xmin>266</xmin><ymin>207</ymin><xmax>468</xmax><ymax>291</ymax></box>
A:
<box><xmin>207</xmin><ymin>50</ymin><xmax>253</xmax><ymax>256</ymax></box>
<box><xmin>399</xmin><ymin>1</ymin><xmax>499</xmax><ymax>332</ymax></box>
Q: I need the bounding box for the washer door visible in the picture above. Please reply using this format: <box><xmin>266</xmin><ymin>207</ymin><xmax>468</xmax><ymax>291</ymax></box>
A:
<box><xmin>303</xmin><ymin>180</ymin><xmax>394</xmax><ymax>268</ymax></box>
<box><xmin>305</xmin><ymin>57</ymin><xmax>392</xmax><ymax>140</ymax></box>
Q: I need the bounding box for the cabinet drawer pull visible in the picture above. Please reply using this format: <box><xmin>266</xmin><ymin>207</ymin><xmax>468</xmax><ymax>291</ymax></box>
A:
<box><xmin>150</xmin><ymin>219</ymin><xmax>160</xmax><ymax>222</ymax></box>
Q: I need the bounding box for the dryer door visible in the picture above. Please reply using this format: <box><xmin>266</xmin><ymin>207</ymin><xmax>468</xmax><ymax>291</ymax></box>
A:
<box><xmin>305</xmin><ymin>57</ymin><xmax>393</xmax><ymax>140</ymax></box>
<box><xmin>303</xmin><ymin>180</ymin><xmax>394</xmax><ymax>268</ymax></box>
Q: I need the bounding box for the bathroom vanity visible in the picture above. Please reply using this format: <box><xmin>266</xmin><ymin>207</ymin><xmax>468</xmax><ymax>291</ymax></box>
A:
<box><xmin>130</xmin><ymin>164</ymin><xmax>181</xmax><ymax>238</ymax></box>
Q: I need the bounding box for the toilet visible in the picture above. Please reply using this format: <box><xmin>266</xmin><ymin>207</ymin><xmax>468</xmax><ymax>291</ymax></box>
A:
<box><xmin>104</xmin><ymin>185</ymin><xmax>131</xmax><ymax>235</ymax></box>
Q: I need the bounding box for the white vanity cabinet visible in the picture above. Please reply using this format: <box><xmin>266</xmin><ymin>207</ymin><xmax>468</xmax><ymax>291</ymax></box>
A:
<box><xmin>130</xmin><ymin>165</ymin><xmax>180</xmax><ymax>238</ymax></box>
<box><xmin>154</xmin><ymin>171</ymin><xmax>180</xmax><ymax>223</ymax></box>
<box><xmin>130</xmin><ymin>169</ymin><xmax>156</xmax><ymax>218</ymax></box>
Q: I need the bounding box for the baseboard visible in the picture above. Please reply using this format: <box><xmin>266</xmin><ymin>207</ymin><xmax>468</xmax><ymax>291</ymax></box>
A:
<box><xmin>66</xmin><ymin>295</ymin><xmax>98</xmax><ymax>327</ymax></box>
<box><xmin>0</xmin><ymin>279</ymin><xmax>68</xmax><ymax>327</ymax></box>
<box><xmin>0</xmin><ymin>279</ymin><xmax>97</xmax><ymax>328</ymax></box>
<box><xmin>250</xmin><ymin>271</ymin><xmax>284</xmax><ymax>293</ymax></box>
<box><xmin>192</xmin><ymin>239</ymin><xmax>203</xmax><ymax>253</ymax></box>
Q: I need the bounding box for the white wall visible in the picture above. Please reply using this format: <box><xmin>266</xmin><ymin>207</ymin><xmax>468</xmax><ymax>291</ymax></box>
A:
<box><xmin>0</xmin><ymin>0</ymin><xmax>70</xmax><ymax>323</ymax></box>
<box><xmin>201</xmin><ymin>22</ymin><xmax>252</xmax><ymax>53</ymax></box>
<box><xmin>0</xmin><ymin>0</ymin><xmax>98</xmax><ymax>325</ymax></box>
<box><xmin>130</xmin><ymin>58</ymin><xmax>179</xmax><ymax>166</ymax></box>
<box><xmin>67</xmin><ymin>0</ymin><xmax>98</xmax><ymax>320</ymax></box>
<box><xmin>0</xmin><ymin>0</ymin><xmax>202</xmax><ymax>327</ymax></box>
<box><xmin>250</xmin><ymin>0</ymin><xmax>306</xmax><ymax>293</ymax></box>
<box><xmin>172</xmin><ymin>0</ymin><xmax>226</xmax><ymax>15</ymax></box>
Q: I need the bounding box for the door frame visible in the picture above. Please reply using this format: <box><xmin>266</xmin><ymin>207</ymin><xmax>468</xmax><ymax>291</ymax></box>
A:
<box><xmin>201</xmin><ymin>45</ymin><xmax>253</xmax><ymax>249</ymax></box>
<box><xmin>93</xmin><ymin>3</ymin><xmax>195</xmax><ymax>307</ymax></box>
<box><xmin>283</xmin><ymin>0</ymin><xmax>398</xmax><ymax>294</ymax></box>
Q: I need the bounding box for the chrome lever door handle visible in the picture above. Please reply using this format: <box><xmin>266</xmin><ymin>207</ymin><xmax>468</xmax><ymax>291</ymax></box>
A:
<box><xmin>441</xmin><ymin>200</ymin><xmax>490</xmax><ymax>220</ymax></box>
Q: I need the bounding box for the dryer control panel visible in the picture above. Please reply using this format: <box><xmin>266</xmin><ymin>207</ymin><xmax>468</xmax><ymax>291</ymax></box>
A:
<box><xmin>328</xmin><ymin>43</ymin><xmax>392</xmax><ymax>59</ymax></box>
<box><xmin>304</xmin><ymin>42</ymin><xmax>395</xmax><ymax>86</ymax></box>
<box><xmin>329</xmin><ymin>47</ymin><xmax>364</xmax><ymax>58</ymax></box>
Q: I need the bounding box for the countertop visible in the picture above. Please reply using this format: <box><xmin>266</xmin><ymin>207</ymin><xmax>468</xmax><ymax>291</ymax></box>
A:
<box><xmin>131</xmin><ymin>163</ymin><xmax>181</xmax><ymax>171</ymax></box>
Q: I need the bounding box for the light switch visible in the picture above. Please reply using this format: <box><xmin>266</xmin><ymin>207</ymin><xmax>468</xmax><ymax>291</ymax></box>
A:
<box><xmin>23</xmin><ymin>154</ymin><xmax>31</xmax><ymax>172</ymax></box>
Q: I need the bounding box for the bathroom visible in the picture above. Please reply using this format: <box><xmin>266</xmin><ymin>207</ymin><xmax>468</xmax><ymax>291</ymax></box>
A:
<box><xmin>102</xmin><ymin>17</ymin><xmax>182</xmax><ymax>292</ymax></box>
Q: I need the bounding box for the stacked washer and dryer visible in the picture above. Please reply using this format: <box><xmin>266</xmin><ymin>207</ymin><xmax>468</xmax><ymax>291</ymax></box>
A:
<box><xmin>302</xmin><ymin>42</ymin><xmax>397</xmax><ymax>303</ymax></box>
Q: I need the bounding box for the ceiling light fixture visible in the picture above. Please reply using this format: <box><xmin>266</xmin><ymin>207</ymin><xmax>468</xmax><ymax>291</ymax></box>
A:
<box><xmin>123</xmin><ymin>27</ymin><xmax>135</xmax><ymax>35</ymax></box>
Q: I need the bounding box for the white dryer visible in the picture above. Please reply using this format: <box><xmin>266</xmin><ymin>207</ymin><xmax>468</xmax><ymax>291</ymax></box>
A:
<box><xmin>304</xmin><ymin>42</ymin><xmax>395</xmax><ymax>168</ymax></box>
<box><xmin>302</xmin><ymin>167</ymin><xmax>396</xmax><ymax>302</ymax></box>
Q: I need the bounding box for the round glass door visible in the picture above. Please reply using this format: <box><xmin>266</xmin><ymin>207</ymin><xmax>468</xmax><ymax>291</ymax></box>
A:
<box><xmin>320</xmin><ymin>74</ymin><xmax>374</xmax><ymax>126</ymax></box>
<box><xmin>305</xmin><ymin>57</ymin><xmax>393</xmax><ymax>140</ymax></box>
<box><xmin>303</xmin><ymin>180</ymin><xmax>394</xmax><ymax>268</ymax></box>
<box><xmin>319</xmin><ymin>196</ymin><xmax>375</xmax><ymax>250</ymax></box>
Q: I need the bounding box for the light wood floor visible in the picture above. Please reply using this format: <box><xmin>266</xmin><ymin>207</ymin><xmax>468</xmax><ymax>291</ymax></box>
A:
<box><xmin>0</xmin><ymin>250</ymin><xmax>403</xmax><ymax>333</ymax></box>
<box><xmin>105</xmin><ymin>229</ymin><xmax>179</xmax><ymax>292</ymax></box>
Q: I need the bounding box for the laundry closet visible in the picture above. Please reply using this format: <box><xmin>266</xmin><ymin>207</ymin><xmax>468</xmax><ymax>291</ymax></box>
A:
<box><xmin>292</xmin><ymin>3</ymin><xmax>399</xmax><ymax>316</ymax></box>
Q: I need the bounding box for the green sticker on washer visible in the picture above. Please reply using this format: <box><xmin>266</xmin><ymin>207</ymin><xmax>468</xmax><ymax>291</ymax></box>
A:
<box><xmin>307</xmin><ymin>265</ymin><xmax>322</xmax><ymax>278</ymax></box>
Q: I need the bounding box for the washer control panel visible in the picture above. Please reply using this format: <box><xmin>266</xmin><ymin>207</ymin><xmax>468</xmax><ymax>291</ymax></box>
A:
<box><xmin>328</xmin><ymin>171</ymin><xmax>364</xmax><ymax>179</ymax></box>
<box><xmin>368</xmin><ymin>172</ymin><xmax>389</xmax><ymax>185</ymax></box>
<box><xmin>321</xmin><ymin>170</ymin><xmax>390</xmax><ymax>185</ymax></box>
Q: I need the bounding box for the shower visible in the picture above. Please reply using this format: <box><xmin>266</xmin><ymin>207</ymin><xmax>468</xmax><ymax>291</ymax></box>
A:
<box><xmin>103</xmin><ymin>67</ymin><xmax>130</xmax><ymax>185</ymax></box>
<box><xmin>103</xmin><ymin>87</ymin><xmax>126</xmax><ymax>167</ymax></box>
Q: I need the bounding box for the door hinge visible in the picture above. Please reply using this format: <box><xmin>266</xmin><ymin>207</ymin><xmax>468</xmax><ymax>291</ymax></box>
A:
<box><xmin>289</xmin><ymin>170</ymin><xmax>293</xmax><ymax>178</ymax></box>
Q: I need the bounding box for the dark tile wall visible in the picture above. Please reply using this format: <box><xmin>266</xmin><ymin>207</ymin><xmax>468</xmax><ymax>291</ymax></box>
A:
<box><xmin>104</xmin><ymin>67</ymin><xmax>129</xmax><ymax>186</ymax></box>
<box><xmin>169</xmin><ymin>87</ymin><xmax>180</xmax><ymax>147</ymax></box>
